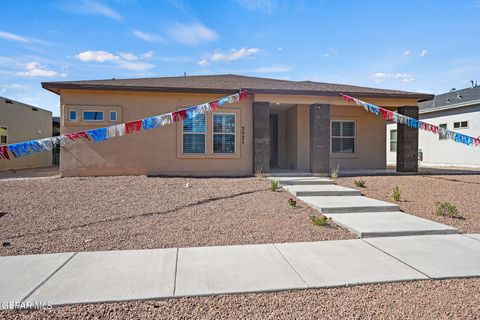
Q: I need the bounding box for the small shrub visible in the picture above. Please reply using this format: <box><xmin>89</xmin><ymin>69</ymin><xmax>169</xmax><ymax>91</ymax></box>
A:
<box><xmin>330</xmin><ymin>165</ymin><xmax>340</xmax><ymax>181</ymax></box>
<box><xmin>392</xmin><ymin>186</ymin><xmax>401</xmax><ymax>202</ymax></box>
<box><xmin>354</xmin><ymin>179</ymin><xmax>366</xmax><ymax>188</ymax></box>
<box><xmin>310</xmin><ymin>214</ymin><xmax>329</xmax><ymax>226</ymax></box>
<box><xmin>270</xmin><ymin>179</ymin><xmax>279</xmax><ymax>192</ymax></box>
<box><xmin>255</xmin><ymin>168</ymin><xmax>265</xmax><ymax>179</ymax></box>
<box><xmin>434</xmin><ymin>201</ymin><xmax>462</xmax><ymax>219</ymax></box>
<box><xmin>288</xmin><ymin>198</ymin><xmax>297</xmax><ymax>207</ymax></box>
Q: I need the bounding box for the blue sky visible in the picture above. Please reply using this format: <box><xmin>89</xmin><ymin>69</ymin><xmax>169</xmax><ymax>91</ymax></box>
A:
<box><xmin>1</xmin><ymin>0</ymin><xmax>479</xmax><ymax>115</ymax></box>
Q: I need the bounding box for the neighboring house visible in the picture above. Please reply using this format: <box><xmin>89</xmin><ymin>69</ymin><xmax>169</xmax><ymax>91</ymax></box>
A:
<box><xmin>42</xmin><ymin>74</ymin><xmax>432</xmax><ymax>177</ymax></box>
<box><xmin>0</xmin><ymin>96</ymin><xmax>52</xmax><ymax>171</ymax></box>
<box><xmin>387</xmin><ymin>85</ymin><xmax>480</xmax><ymax>168</ymax></box>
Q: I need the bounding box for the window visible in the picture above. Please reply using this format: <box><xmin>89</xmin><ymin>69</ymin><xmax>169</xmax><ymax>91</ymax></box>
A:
<box><xmin>182</xmin><ymin>114</ymin><xmax>206</xmax><ymax>154</ymax></box>
<box><xmin>453</xmin><ymin>121</ymin><xmax>468</xmax><ymax>129</ymax></box>
<box><xmin>83</xmin><ymin>111</ymin><xmax>104</xmax><ymax>122</ymax></box>
<box><xmin>69</xmin><ymin>110</ymin><xmax>78</xmax><ymax>122</ymax></box>
<box><xmin>439</xmin><ymin>123</ymin><xmax>448</xmax><ymax>140</ymax></box>
<box><xmin>331</xmin><ymin>121</ymin><xmax>355</xmax><ymax>153</ymax></box>
<box><xmin>213</xmin><ymin>114</ymin><xmax>236</xmax><ymax>154</ymax></box>
<box><xmin>390</xmin><ymin>129</ymin><xmax>397</xmax><ymax>152</ymax></box>
<box><xmin>109</xmin><ymin>111</ymin><xmax>117</xmax><ymax>122</ymax></box>
<box><xmin>0</xmin><ymin>126</ymin><xmax>7</xmax><ymax>144</ymax></box>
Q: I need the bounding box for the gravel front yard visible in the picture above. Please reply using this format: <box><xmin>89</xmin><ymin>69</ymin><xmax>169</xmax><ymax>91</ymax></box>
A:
<box><xmin>337</xmin><ymin>174</ymin><xmax>480</xmax><ymax>233</ymax></box>
<box><xmin>3</xmin><ymin>279</ymin><xmax>480</xmax><ymax>319</ymax></box>
<box><xmin>0</xmin><ymin>176</ymin><xmax>351</xmax><ymax>256</ymax></box>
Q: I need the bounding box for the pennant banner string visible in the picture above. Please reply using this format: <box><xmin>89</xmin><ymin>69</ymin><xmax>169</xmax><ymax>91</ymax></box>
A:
<box><xmin>0</xmin><ymin>90</ymin><xmax>248</xmax><ymax>160</ymax></box>
<box><xmin>340</xmin><ymin>94</ymin><xmax>480</xmax><ymax>148</ymax></box>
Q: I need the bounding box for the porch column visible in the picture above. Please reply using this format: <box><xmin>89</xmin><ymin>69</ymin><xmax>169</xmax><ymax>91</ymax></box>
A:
<box><xmin>253</xmin><ymin>101</ymin><xmax>270</xmax><ymax>173</ymax></box>
<box><xmin>310</xmin><ymin>104</ymin><xmax>330</xmax><ymax>173</ymax></box>
<box><xmin>396</xmin><ymin>106</ymin><xmax>419</xmax><ymax>172</ymax></box>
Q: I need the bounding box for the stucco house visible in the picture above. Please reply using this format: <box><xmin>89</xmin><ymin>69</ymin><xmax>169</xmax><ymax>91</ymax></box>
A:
<box><xmin>42</xmin><ymin>74</ymin><xmax>432</xmax><ymax>177</ymax></box>
<box><xmin>0</xmin><ymin>96</ymin><xmax>52</xmax><ymax>171</ymax></box>
<box><xmin>387</xmin><ymin>84</ymin><xmax>480</xmax><ymax>168</ymax></box>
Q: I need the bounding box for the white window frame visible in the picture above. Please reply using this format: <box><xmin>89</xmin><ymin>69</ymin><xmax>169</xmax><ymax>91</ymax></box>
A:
<box><xmin>390</xmin><ymin>129</ymin><xmax>397</xmax><ymax>153</ymax></box>
<box><xmin>109</xmin><ymin>111</ymin><xmax>118</xmax><ymax>122</ymax></box>
<box><xmin>453</xmin><ymin>121</ymin><xmax>468</xmax><ymax>130</ymax></box>
<box><xmin>331</xmin><ymin>120</ymin><xmax>356</xmax><ymax>154</ymax></box>
<box><xmin>0</xmin><ymin>126</ymin><xmax>7</xmax><ymax>145</ymax></box>
<box><xmin>69</xmin><ymin>109</ymin><xmax>78</xmax><ymax>122</ymax></box>
<box><xmin>212</xmin><ymin>113</ymin><xmax>236</xmax><ymax>154</ymax></box>
<box><xmin>182</xmin><ymin>113</ymin><xmax>206</xmax><ymax>155</ymax></box>
<box><xmin>439</xmin><ymin>123</ymin><xmax>448</xmax><ymax>140</ymax></box>
<box><xmin>82</xmin><ymin>110</ymin><xmax>105</xmax><ymax>122</ymax></box>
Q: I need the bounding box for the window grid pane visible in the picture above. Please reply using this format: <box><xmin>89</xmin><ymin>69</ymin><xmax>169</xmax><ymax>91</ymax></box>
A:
<box><xmin>183</xmin><ymin>114</ymin><xmax>206</xmax><ymax>133</ymax></box>
<box><xmin>83</xmin><ymin>111</ymin><xmax>104</xmax><ymax>121</ymax></box>
<box><xmin>183</xmin><ymin>134</ymin><xmax>205</xmax><ymax>154</ymax></box>
<box><xmin>213</xmin><ymin>114</ymin><xmax>236</xmax><ymax>154</ymax></box>
<box><xmin>182</xmin><ymin>114</ymin><xmax>206</xmax><ymax>154</ymax></box>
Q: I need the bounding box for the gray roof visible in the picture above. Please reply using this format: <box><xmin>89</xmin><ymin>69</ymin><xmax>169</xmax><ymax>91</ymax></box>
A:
<box><xmin>42</xmin><ymin>74</ymin><xmax>433</xmax><ymax>100</ymax></box>
<box><xmin>419</xmin><ymin>85</ymin><xmax>480</xmax><ymax>113</ymax></box>
<box><xmin>0</xmin><ymin>96</ymin><xmax>50</xmax><ymax>113</ymax></box>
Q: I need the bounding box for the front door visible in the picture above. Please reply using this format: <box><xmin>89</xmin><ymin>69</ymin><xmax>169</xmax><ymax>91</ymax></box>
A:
<box><xmin>270</xmin><ymin>114</ymin><xmax>278</xmax><ymax>168</ymax></box>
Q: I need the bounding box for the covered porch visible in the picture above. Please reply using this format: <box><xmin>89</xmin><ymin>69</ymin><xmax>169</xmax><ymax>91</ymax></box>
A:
<box><xmin>252</xmin><ymin>94</ymin><xmax>419</xmax><ymax>175</ymax></box>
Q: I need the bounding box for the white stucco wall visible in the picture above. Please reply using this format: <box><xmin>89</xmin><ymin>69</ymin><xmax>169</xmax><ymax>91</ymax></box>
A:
<box><xmin>387</xmin><ymin>104</ymin><xmax>480</xmax><ymax>168</ymax></box>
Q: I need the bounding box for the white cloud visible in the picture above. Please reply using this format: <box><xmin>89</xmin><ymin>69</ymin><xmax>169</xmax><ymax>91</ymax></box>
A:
<box><xmin>81</xmin><ymin>0</ymin><xmax>122</xmax><ymax>20</ymax></box>
<box><xmin>76</xmin><ymin>50</ymin><xmax>118</xmax><ymax>62</ymax></box>
<box><xmin>119</xmin><ymin>53</ymin><xmax>138</xmax><ymax>61</ymax></box>
<box><xmin>0</xmin><ymin>31</ymin><xmax>30</xmax><ymax>43</ymax></box>
<box><xmin>75</xmin><ymin>50</ymin><xmax>155</xmax><ymax>71</ymax></box>
<box><xmin>394</xmin><ymin>73</ymin><xmax>415</xmax><ymax>82</ymax></box>
<box><xmin>373</xmin><ymin>72</ymin><xmax>414</xmax><ymax>83</ymax></box>
<box><xmin>420</xmin><ymin>49</ymin><xmax>428</xmax><ymax>57</ymax></box>
<box><xmin>142</xmin><ymin>51</ymin><xmax>155</xmax><ymax>59</ymax></box>
<box><xmin>116</xmin><ymin>60</ymin><xmax>154</xmax><ymax>71</ymax></box>
<box><xmin>234</xmin><ymin>0</ymin><xmax>276</xmax><ymax>13</ymax></box>
<box><xmin>59</xmin><ymin>0</ymin><xmax>122</xmax><ymax>20</ymax></box>
<box><xmin>167</xmin><ymin>22</ymin><xmax>218</xmax><ymax>45</ymax></box>
<box><xmin>198</xmin><ymin>59</ymin><xmax>210</xmax><ymax>66</ymax></box>
<box><xmin>198</xmin><ymin>48</ymin><xmax>260</xmax><ymax>66</ymax></box>
<box><xmin>403</xmin><ymin>50</ymin><xmax>411</xmax><ymax>55</ymax></box>
<box><xmin>16</xmin><ymin>61</ymin><xmax>64</xmax><ymax>77</ymax></box>
<box><xmin>131</xmin><ymin>30</ymin><xmax>166</xmax><ymax>43</ymax></box>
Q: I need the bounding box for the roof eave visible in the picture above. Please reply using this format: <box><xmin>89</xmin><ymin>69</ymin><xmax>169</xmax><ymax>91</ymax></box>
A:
<box><xmin>41</xmin><ymin>82</ymin><xmax>433</xmax><ymax>101</ymax></box>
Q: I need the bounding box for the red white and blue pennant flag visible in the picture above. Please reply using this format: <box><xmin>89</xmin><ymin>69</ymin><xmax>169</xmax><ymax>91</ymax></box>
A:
<box><xmin>341</xmin><ymin>94</ymin><xmax>480</xmax><ymax>147</ymax></box>
<box><xmin>0</xmin><ymin>90</ymin><xmax>248</xmax><ymax>160</ymax></box>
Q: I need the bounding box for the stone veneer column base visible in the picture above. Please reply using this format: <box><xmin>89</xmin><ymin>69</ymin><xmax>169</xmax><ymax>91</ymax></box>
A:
<box><xmin>310</xmin><ymin>104</ymin><xmax>330</xmax><ymax>174</ymax></box>
<box><xmin>396</xmin><ymin>106</ymin><xmax>419</xmax><ymax>172</ymax></box>
<box><xmin>253</xmin><ymin>101</ymin><xmax>270</xmax><ymax>174</ymax></box>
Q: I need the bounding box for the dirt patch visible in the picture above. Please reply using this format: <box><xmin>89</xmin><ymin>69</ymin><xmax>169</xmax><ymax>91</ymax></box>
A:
<box><xmin>3</xmin><ymin>279</ymin><xmax>480</xmax><ymax>319</ymax></box>
<box><xmin>0</xmin><ymin>176</ymin><xmax>351</xmax><ymax>256</ymax></box>
<box><xmin>337</xmin><ymin>174</ymin><xmax>480</xmax><ymax>233</ymax></box>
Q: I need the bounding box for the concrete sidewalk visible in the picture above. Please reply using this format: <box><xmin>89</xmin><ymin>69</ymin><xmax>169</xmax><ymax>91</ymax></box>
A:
<box><xmin>2</xmin><ymin>234</ymin><xmax>480</xmax><ymax>307</ymax></box>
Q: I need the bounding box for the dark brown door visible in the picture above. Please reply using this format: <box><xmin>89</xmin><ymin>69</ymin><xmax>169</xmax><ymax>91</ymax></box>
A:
<box><xmin>270</xmin><ymin>114</ymin><xmax>278</xmax><ymax>168</ymax></box>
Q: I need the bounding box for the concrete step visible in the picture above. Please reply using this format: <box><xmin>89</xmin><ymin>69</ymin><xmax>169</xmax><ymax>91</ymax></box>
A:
<box><xmin>298</xmin><ymin>196</ymin><xmax>399</xmax><ymax>214</ymax></box>
<box><xmin>270</xmin><ymin>176</ymin><xmax>335</xmax><ymax>186</ymax></box>
<box><xmin>268</xmin><ymin>172</ymin><xmax>313</xmax><ymax>177</ymax></box>
<box><xmin>283</xmin><ymin>184</ymin><xmax>361</xmax><ymax>197</ymax></box>
<box><xmin>325</xmin><ymin>212</ymin><xmax>459</xmax><ymax>238</ymax></box>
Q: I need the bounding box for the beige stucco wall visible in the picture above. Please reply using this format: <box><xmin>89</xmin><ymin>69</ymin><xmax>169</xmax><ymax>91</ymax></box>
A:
<box><xmin>0</xmin><ymin>99</ymin><xmax>52</xmax><ymax>171</ymax></box>
<box><xmin>59</xmin><ymin>90</ymin><xmax>253</xmax><ymax>176</ymax></box>
<box><xmin>330</xmin><ymin>104</ymin><xmax>387</xmax><ymax>170</ymax></box>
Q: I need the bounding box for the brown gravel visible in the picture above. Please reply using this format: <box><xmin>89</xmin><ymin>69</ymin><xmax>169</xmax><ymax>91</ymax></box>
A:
<box><xmin>2</xmin><ymin>279</ymin><xmax>480</xmax><ymax>319</ymax></box>
<box><xmin>0</xmin><ymin>176</ymin><xmax>351</xmax><ymax>256</ymax></box>
<box><xmin>336</xmin><ymin>174</ymin><xmax>480</xmax><ymax>233</ymax></box>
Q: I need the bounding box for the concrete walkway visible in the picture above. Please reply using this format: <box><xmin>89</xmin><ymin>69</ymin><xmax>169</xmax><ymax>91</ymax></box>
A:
<box><xmin>1</xmin><ymin>234</ymin><xmax>480</xmax><ymax>307</ymax></box>
<box><xmin>272</xmin><ymin>175</ymin><xmax>459</xmax><ymax>238</ymax></box>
